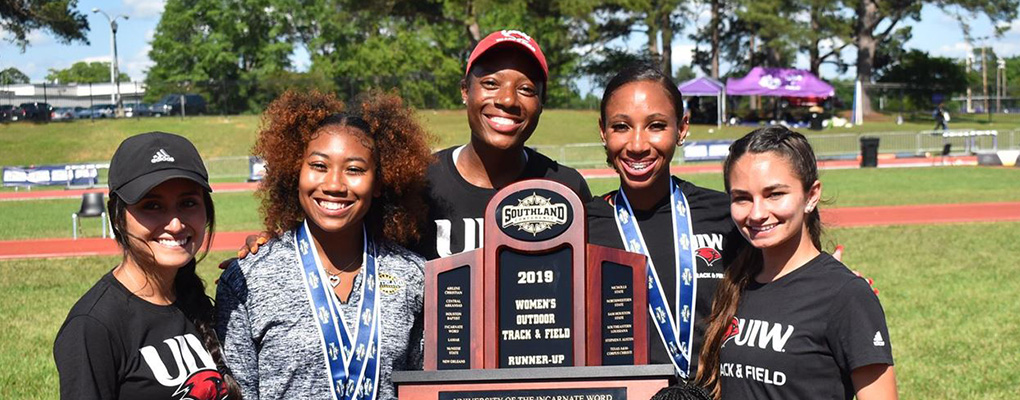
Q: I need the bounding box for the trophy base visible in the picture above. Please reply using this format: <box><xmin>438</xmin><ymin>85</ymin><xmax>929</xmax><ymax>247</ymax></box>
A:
<box><xmin>394</xmin><ymin>365</ymin><xmax>675</xmax><ymax>400</ymax></box>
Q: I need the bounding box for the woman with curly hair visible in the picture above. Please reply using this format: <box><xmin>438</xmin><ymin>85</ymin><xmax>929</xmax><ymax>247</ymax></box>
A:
<box><xmin>215</xmin><ymin>90</ymin><xmax>433</xmax><ymax>400</ymax></box>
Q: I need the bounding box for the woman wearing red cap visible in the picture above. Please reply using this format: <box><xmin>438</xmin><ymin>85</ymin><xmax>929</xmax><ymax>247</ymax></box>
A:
<box><xmin>236</xmin><ymin>30</ymin><xmax>589</xmax><ymax>262</ymax></box>
<box><xmin>54</xmin><ymin>132</ymin><xmax>238</xmax><ymax>400</ymax></box>
<box><xmin>414</xmin><ymin>29</ymin><xmax>592</xmax><ymax>260</ymax></box>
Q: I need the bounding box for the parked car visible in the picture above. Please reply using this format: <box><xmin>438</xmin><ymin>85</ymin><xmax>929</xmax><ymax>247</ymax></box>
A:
<box><xmin>18</xmin><ymin>102</ymin><xmax>53</xmax><ymax>121</ymax></box>
<box><xmin>90</xmin><ymin>104</ymin><xmax>115</xmax><ymax>118</ymax></box>
<box><xmin>151</xmin><ymin>94</ymin><xmax>207</xmax><ymax>116</ymax></box>
<box><xmin>0</xmin><ymin>105</ymin><xmax>22</xmax><ymax>122</ymax></box>
<box><xmin>74</xmin><ymin>106</ymin><xmax>95</xmax><ymax>119</ymax></box>
<box><xmin>124</xmin><ymin>103</ymin><xmax>152</xmax><ymax>117</ymax></box>
<box><xmin>51</xmin><ymin>107</ymin><xmax>76</xmax><ymax>120</ymax></box>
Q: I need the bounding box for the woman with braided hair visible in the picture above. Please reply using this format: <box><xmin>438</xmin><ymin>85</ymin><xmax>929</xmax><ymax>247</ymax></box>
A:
<box><xmin>54</xmin><ymin>132</ymin><xmax>239</xmax><ymax>399</ymax></box>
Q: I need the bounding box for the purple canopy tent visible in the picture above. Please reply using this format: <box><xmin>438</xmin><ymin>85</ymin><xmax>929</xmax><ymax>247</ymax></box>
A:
<box><xmin>679</xmin><ymin>77</ymin><xmax>726</xmax><ymax>127</ymax></box>
<box><xmin>725</xmin><ymin>67</ymin><xmax>834</xmax><ymax>97</ymax></box>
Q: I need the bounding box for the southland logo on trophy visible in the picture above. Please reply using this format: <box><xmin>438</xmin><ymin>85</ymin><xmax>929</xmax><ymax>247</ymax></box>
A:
<box><xmin>496</xmin><ymin>188</ymin><xmax>573</xmax><ymax>242</ymax></box>
<box><xmin>501</xmin><ymin>193</ymin><xmax>569</xmax><ymax>236</ymax></box>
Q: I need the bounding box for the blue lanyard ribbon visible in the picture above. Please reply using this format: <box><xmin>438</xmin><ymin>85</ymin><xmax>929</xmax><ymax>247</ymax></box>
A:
<box><xmin>295</xmin><ymin>222</ymin><xmax>381</xmax><ymax>400</ymax></box>
<box><xmin>613</xmin><ymin>180</ymin><xmax>698</xmax><ymax>378</ymax></box>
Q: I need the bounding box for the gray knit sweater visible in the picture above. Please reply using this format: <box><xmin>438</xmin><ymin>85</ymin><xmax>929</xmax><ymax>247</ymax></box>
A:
<box><xmin>215</xmin><ymin>230</ymin><xmax>425</xmax><ymax>400</ymax></box>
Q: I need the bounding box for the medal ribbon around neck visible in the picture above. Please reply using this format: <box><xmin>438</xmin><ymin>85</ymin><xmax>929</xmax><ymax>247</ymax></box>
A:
<box><xmin>295</xmin><ymin>221</ymin><xmax>381</xmax><ymax>400</ymax></box>
<box><xmin>613</xmin><ymin>179</ymin><xmax>698</xmax><ymax>378</ymax></box>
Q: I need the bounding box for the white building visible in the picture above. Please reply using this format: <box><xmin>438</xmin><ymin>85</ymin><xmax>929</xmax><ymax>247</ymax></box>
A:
<box><xmin>0</xmin><ymin>82</ymin><xmax>146</xmax><ymax>108</ymax></box>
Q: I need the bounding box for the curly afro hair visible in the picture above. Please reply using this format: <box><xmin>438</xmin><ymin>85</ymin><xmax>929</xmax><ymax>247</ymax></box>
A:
<box><xmin>253</xmin><ymin>90</ymin><xmax>434</xmax><ymax>246</ymax></box>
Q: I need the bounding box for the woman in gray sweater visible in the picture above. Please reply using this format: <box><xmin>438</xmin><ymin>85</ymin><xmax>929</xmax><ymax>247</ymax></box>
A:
<box><xmin>216</xmin><ymin>90</ymin><xmax>433</xmax><ymax>400</ymax></box>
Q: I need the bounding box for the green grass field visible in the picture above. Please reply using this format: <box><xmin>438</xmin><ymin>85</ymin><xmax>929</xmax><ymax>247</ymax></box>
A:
<box><xmin>3</xmin><ymin>166</ymin><xmax>1017</xmax><ymax>240</ymax></box>
<box><xmin>3</xmin><ymin>222</ymin><xmax>1018</xmax><ymax>399</ymax></box>
<box><xmin>3</xmin><ymin>111</ymin><xmax>1018</xmax><ymax>166</ymax></box>
<box><xmin>2</xmin><ymin>112</ymin><xmax>1018</xmax><ymax>398</ymax></box>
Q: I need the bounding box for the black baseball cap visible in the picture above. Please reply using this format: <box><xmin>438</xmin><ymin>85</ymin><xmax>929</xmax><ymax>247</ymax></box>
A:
<box><xmin>108</xmin><ymin>132</ymin><xmax>212</xmax><ymax>204</ymax></box>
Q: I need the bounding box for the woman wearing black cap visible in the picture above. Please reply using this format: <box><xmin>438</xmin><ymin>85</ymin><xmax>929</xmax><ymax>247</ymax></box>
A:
<box><xmin>53</xmin><ymin>132</ymin><xmax>238</xmax><ymax>399</ymax></box>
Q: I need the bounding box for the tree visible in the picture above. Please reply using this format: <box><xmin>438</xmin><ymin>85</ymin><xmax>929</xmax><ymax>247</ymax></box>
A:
<box><xmin>851</xmin><ymin>0</ymin><xmax>1018</xmax><ymax>114</ymax></box>
<box><xmin>579</xmin><ymin>48</ymin><xmax>657</xmax><ymax>88</ymax></box>
<box><xmin>0</xmin><ymin>0</ymin><xmax>89</xmax><ymax>50</ymax></box>
<box><xmin>45</xmin><ymin>61</ymin><xmax>130</xmax><ymax>84</ymax></box>
<box><xmin>283</xmin><ymin>0</ymin><xmax>594</xmax><ymax>109</ymax></box>
<box><xmin>582</xmin><ymin>0</ymin><xmax>689</xmax><ymax>77</ymax></box>
<box><xmin>802</xmin><ymin>0</ymin><xmax>852</xmax><ymax>76</ymax></box>
<box><xmin>0</xmin><ymin>67</ymin><xmax>29</xmax><ymax>84</ymax></box>
<box><xmin>878</xmin><ymin>49</ymin><xmax>967</xmax><ymax>109</ymax></box>
<box><xmin>741</xmin><ymin>0</ymin><xmax>805</xmax><ymax>68</ymax></box>
<box><xmin>691</xmin><ymin>0</ymin><xmax>737</xmax><ymax>78</ymax></box>
<box><xmin>146</xmin><ymin>0</ymin><xmax>292</xmax><ymax>113</ymax></box>
<box><xmin>692</xmin><ymin>0</ymin><xmax>803</xmax><ymax>78</ymax></box>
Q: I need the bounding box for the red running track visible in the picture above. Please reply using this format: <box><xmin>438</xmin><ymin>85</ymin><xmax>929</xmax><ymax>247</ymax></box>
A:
<box><xmin>2</xmin><ymin>201</ymin><xmax>1017</xmax><ymax>260</ymax></box>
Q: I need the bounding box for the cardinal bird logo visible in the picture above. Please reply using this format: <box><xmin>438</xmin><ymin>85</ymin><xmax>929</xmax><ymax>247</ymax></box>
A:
<box><xmin>696</xmin><ymin>247</ymin><xmax>722</xmax><ymax>266</ymax></box>
<box><xmin>175</xmin><ymin>369</ymin><xmax>227</xmax><ymax>400</ymax></box>
<box><xmin>722</xmin><ymin>316</ymin><xmax>740</xmax><ymax>347</ymax></box>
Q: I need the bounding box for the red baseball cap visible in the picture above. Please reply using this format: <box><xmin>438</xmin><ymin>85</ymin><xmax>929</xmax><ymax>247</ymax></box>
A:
<box><xmin>466</xmin><ymin>30</ymin><xmax>549</xmax><ymax>83</ymax></box>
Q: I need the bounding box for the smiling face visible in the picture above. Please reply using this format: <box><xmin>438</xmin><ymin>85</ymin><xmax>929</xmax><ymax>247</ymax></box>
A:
<box><xmin>727</xmin><ymin>152</ymin><xmax>821</xmax><ymax>252</ymax></box>
<box><xmin>600</xmin><ymin>80</ymin><xmax>689</xmax><ymax>194</ymax></box>
<box><xmin>297</xmin><ymin>126</ymin><xmax>379</xmax><ymax>238</ymax></box>
<box><xmin>461</xmin><ymin>47</ymin><xmax>545</xmax><ymax>152</ymax></box>
<box><xmin>123</xmin><ymin>178</ymin><xmax>208</xmax><ymax>269</ymax></box>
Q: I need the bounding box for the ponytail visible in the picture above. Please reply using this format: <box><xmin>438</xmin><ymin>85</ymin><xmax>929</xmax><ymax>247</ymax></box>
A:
<box><xmin>174</xmin><ymin>261</ymin><xmax>242</xmax><ymax>398</ymax></box>
<box><xmin>698</xmin><ymin>126</ymin><xmax>823</xmax><ymax>398</ymax></box>
<box><xmin>695</xmin><ymin>246</ymin><xmax>761</xmax><ymax>398</ymax></box>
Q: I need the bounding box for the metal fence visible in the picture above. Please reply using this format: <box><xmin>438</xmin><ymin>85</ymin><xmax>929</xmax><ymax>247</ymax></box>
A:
<box><xmin>806</xmin><ymin>129</ymin><xmax>1015</xmax><ymax>159</ymax></box>
<box><xmin>6</xmin><ymin>129</ymin><xmax>1019</xmax><ymax>189</ymax></box>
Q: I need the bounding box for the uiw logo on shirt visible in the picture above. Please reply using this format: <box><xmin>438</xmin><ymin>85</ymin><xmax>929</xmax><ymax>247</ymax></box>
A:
<box><xmin>435</xmin><ymin>218</ymin><xmax>484</xmax><ymax>257</ymax></box>
<box><xmin>140</xmin><ymin>333</ymin><xmax>226</xmax><ymax>399</ymax></box>
<box><xmin>722</xmin><ymin>317</ymin><xmax>795</xmax><ymax>352</ymax></box>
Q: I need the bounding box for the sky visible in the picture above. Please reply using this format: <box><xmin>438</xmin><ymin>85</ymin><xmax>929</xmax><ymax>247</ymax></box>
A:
<box><xmin>1</xmin><ymin>0</ymin><xmax>1018</xmax><ymax>94</ymax></box>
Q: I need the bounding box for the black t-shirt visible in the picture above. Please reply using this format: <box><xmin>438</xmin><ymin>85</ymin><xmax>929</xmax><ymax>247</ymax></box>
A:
<box><xmin>54</xmin><ymin>271</ymin><xmax>228</xmax><ymax>400</ymax></box>
<box><xmin>587</xmin><ymin>176</ymin><xmax>745</xmax><ymax>373</ymax></box>
<box><xmin>414</xmin><ymin>145</ymin><xmax>592</xmax><ymax>261</ymax></box>
<box><xmin>719</xmin><ymin>253</ymin><xmax>894</xmax><ymax>400</ymax></box>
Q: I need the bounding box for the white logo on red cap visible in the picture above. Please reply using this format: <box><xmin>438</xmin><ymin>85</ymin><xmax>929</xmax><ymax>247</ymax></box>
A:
<box><xmin>151</xmin><ymin>149</ymin><xmax>175</xmax><ymax>163</ymax></box>
<box><xmin>497</xmin><ymin>30</ymin><xmax>536</xmax><ymax>52</ymax></box>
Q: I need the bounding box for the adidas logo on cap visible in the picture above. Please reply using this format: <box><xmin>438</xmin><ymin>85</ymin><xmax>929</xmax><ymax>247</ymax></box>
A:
<box><xmin>151</xmin><ymin>149</ymin><xmax>175</xmax><ymax>163</ymax></box>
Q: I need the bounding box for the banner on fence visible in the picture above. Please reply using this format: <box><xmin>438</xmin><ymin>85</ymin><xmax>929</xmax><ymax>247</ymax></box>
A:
<box><xmin>2</xmin><ymin>164</ymin><xmax>102</xmax><ymax>187</ymax></box>
<box><xmin>683</xmin><ymin>140</ymin><xmax>733</xmax><ymax>161</ymax></box>
<box><xmin>248</xmin><ymin>156</ymin><xmax>266</xmax><ymax>181</ymax></box>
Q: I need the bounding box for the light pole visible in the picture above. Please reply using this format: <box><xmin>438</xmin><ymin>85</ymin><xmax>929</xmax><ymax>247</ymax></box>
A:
<box><xmin>92</xmin><ymin>8</ymin><xmax>128</xmax><ymax>116</ymax></box>
<box><xmin>966</xmin><ymin>55</ymin><xmax>973</xmax><ymax>113</ymax></box>
<box><xmin>997</xmin><ymin>58</ymin><xmax>1005</xmax><ymax>113</ymax></box>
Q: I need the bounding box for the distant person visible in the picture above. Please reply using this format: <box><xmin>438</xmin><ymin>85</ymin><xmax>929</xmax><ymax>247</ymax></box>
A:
<box><xmin>934</xmin><ymin>103</ymin><xmax>949</xmax><ymax>131</ymax></box>
<box><xmin>697</xmin><ymin>126</ymin><xmax>897</xmax><ymax>399</ymax></box>
<box><xmin>54</xmin><ymin>132</ymin><xmax>238</xmax><ymax>399</ymax></box>
<box><xmin>216</xmin><ymin>90</ymin><xmax>433</xmax><ymax>400</ymax></box>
